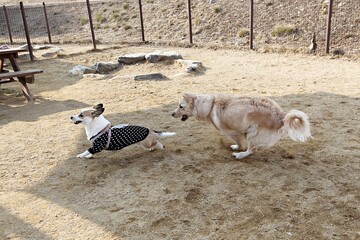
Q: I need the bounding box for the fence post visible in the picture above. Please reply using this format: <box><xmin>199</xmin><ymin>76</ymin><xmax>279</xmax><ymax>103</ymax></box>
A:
<box><xmin>42</xmin><ymin>2</ymin><xmax>52</xmax><ymax>44</ymax></box>
<box><xmin>3</xmin><ymin>5</ymin><xmax>13</xmax><ymax>44</ymax></box>
<box><xmin>325</xmin><ymin>0</ymin><xmax>333</xmax><ymax>54</ymax></box>
<box><xmin>86</xmin><ymin>0</ymin><xmax>96</xmax><ymax>50</ymax></box>
<box><xmin>20</xmin><ymin>1</ymin><xmax>34</xmax><ymax>61</ymax></box>
<box><xmin>138</xmin><ymin>0</ymin><xmax>145</xmax><ymax>42</ymax></box>
<box><xmin>187</xmin><ymin>0</ymin><xmax>193</xmax><ymax>44</ymax></box>
<box><xmin>249</xmin><ymin>0</ymin><xmax>254</xmax><ymax>50</ymax></box>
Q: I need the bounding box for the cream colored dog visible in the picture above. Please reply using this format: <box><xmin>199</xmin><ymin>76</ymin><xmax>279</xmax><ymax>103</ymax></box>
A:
<box><xmin>172</xmin><ymin>93</ymin><xmax>312</xmax><ymax>159</ymax></box>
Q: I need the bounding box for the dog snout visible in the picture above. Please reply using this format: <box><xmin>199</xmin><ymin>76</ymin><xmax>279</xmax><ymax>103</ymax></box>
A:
<box><xmin>171</xmin><ymin>112</ymin><xmax>176</xmax><ymax>117</ymax></box>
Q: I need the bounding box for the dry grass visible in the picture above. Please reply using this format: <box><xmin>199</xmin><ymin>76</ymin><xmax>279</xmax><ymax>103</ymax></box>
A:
<box><xmin>271</xmin><ymin>24</ymin><xmax>298</xmax><ymax>37</ymax></box>
<box><xmin>237</xmin><ymin>28</ymin><xmax>250</xmax><ymax>38</ymax></box>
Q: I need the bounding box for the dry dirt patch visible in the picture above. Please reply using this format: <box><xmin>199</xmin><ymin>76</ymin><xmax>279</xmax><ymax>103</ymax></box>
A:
<box><xmin>0</xmin><ymin>44</ymin><xmax>359</xmax><ymax>239</ymax></box>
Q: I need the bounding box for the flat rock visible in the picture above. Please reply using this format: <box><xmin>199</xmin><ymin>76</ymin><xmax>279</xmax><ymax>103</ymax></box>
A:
<box><xmin>145</xmin><ymin>51</ymin><xmax>182</xmax><ymax>63</ymax></box>
<box><xmin>118</xmin><ymin>53</ymin><xmax>146</xmax><ymax>64</ymax></box>
<box><xmin>33</xmin><ymin>45</ymin><xmax>54</xmax><ymax>50</ymax></box>
<box><xmin>134</xmin><ymin>73</ymin><xmax>168</xmax><ymax>81</ymax></box>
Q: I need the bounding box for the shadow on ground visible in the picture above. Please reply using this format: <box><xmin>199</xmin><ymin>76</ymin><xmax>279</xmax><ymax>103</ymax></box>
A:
<box><xmin>0</xmin><ymin>98</ymin><xmax>90</xmax><ymax>125</ymax></box>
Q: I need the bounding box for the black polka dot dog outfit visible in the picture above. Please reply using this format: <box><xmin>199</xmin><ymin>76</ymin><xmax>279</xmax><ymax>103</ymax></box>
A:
<box><xmin>88</xmin><ymin>124</ymin><xmax>149</xmax><ymax>154</ymax></box>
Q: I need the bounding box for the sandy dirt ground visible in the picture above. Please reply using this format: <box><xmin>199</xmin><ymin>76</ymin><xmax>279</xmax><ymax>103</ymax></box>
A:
<box><xmin>0</xmin><ymin>44</ymin><xmax>359</xmax><ymax>239</ymax></box>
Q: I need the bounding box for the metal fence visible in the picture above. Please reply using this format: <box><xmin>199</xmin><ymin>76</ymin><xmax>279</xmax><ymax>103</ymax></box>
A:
<box><xmin>0</xmin><ymin>0</ymin><xmax>359</xmax><ymax>55</ymax></box>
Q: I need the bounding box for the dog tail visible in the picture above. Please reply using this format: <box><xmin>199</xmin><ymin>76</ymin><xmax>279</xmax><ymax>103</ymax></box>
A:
<box><xmin>154</xmin><ymin>131</ymin><xmax>176</xmax><ymax>138</ymax></box>
<box><xmin>283</xmin><ymin>110</ymin><xmax>312</xmax><ymax>142</ymax></box>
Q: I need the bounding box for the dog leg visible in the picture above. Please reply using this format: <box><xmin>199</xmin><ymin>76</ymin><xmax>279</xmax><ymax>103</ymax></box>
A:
<box><xmin>138</xmin><ymin>144</ymin><xmax>152</xmax><ymax>151</ymax></box>
<box><xmin>229</xmin><ymin>134</ymin><xmax>246</xmax><ymax>151</ymax></box>
<box><xmin>156</xmin><ymin>141</ymin><xmax>164</xmax><ymax>149</ymax></box>
<box><xmin>137</xmin><ymin>143</ymin><xmax>156</xmax><ymax>152</ymax></box>
<box><xmin>232</xmin><ymin>149</ymin><xmax>253</xmax><ymax>159</ymax></box>
<box><xmin>231</xmin><ymin>144</ymin><xmax>240</xmax><ymax>150</ymax></box>
<box><xmin>77</xmin><ymin>150</ymin><xmax>93</xmax><ymax>158</ymax></box>
<box><xmin>139</xmin><ymin>140</ymin><xmax>164</xmax><ymax>152</ymax></box>
<box><xmin>232</xmin><ymin>144</ymin><xmax>256</xmax><ymax>159</ymax></box>
<box><xmin>232</xmin><ymin>125</ymin><xmax>259</xmax><ymax>159</ymax></box>
<box><xmin>142</xmin><ymin>141</ymin><xmax>164</xmax><ymax>151</ymax></box>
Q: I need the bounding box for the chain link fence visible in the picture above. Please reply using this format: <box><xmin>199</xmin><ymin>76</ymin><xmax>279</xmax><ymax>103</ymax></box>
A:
<box><xmin>331</xmin><ymin>0</ymin><xmax>360</xmax><ymax>54</ymax></box>
<box><xmin>0</xmin><ymin>0</ymin><xmax>359</xmax><ymax>55</ymax></box>
<box><xmin>0</xmin><ymin>5</ymin><xmax>25</xmax><ymax>44</ymax></box>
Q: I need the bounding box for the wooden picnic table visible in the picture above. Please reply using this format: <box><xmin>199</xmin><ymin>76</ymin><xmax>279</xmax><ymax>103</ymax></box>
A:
<box><xmin>0</xmin><ymin>48</ymin><xmax>43</xmax><ymax>101</ymax></box>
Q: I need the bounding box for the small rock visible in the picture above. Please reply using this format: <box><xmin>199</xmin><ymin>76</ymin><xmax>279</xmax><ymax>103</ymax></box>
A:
<box><xmin>69</xmin><ymin>65</ymin><xmax>96</xmax><ymax>75</ymax></box>
<box><xmin>332</xmin><ymin>48</ymin><xmax>345</xmax><ymax>55</ymax></box>
<box><xmin>175</xmin><ymin>59</ymin><xmax>204</xmax><ymax>73</ymax></box>
<box><xmin>92</xmin><ymin>61</ymin><xmax>120</xmax><ymax>74</ymax></box>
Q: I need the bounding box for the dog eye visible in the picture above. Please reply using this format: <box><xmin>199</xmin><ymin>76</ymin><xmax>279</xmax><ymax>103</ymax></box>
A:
<box><xmin>79</xmin><ymin>113</ymin><xmax>83</xmax><ymax>118</ymax></box>
<box><xmin>179</xmin><ymin>104</ymin><xmax>183</xmax><ymax>109</ymax></box>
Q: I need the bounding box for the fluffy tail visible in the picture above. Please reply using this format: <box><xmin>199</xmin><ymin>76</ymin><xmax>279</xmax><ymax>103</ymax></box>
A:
<box><xmin>283</xmin><ymin>110</ymin><xmax>312</xmax><ymax>142</ymax></box>
<box><xmin>155</xmin><ymin>131</ymin><xmax>176</xmax><ymax>138</ymax></box>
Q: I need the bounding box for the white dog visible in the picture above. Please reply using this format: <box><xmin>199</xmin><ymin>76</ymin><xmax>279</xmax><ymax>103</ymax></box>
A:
<box><xmin>71</xmin><ymin>104</ymin><xmax>176</xmax><ymax>158</ymax></box>
<box><xmin>172</xmin><ymin>93</ymin><xmax>312</xmax><ymax>159</ymax></box>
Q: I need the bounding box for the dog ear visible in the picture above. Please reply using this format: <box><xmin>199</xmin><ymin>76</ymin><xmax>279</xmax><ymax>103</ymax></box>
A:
<box><xmin>183</xmin><ymin>93</ymin><xmax>196</xmax><ymax>102</ymax></box>
<box><xmin>92</xmin><ymin>104</ymin><xmax>105</xmax><ymax>117</ymax></box>
<box><xmin>93</xmin><ymin>103</ymin><xmax>103</xmax><ymax>110</ymax></box>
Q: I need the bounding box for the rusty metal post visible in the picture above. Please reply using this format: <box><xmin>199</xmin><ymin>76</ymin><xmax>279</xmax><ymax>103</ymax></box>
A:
<box><xmin>325</xmin><ymin>0</ymin><xmax>333</xmax><ymax>54</ymax></box>
<box><xmin>42</xmin><ymin>2</ymin><xmax>52</xmax><ymax>43</ymax></box>
<box><xmin>249</xmin><ymin>0</ymin><xmax>254</xmax><ymax>50</ymax></box>
<box><xmin>20</xmin><ymin>2</ymin><xmax>34</xmax><ymax>61</ymax></box>
<box><xmin>86</xmin><ymin>0</ymin><xmax>96</xmax><ymax>50</ymax></box>
<box><xmin>138</xmin><ymin>0</ymin><xmax>145</xmax><ymax>42</ymax></box>
<box><xmin>187</xmin><ymin>0</ymin><xmax>193</xmax><ymax>44</ymax></box>
<box><xmin>3</xmin><ymin>5</ymin><xmax>13</xmax><ymax>44</ymax></box>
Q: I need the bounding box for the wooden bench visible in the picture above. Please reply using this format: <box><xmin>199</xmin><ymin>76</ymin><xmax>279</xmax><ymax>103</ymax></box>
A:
<box><xmin>0</xmin><ymin>69</ymin><xmax>43</xmax><ymax>101</ymax></box>
<box><xmin>0</xmin><ymin>69</ymin><xmax>43</xmax><ymax>84</ymax></box>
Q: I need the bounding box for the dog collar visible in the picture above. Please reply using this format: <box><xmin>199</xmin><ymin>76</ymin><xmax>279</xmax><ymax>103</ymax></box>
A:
<box><xmin>90</xmin><ymin>123</ymin><xmax>111</xmax><ymax>142</ymax></box>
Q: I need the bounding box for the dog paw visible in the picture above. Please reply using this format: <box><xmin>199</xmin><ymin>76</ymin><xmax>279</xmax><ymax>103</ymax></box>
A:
<box><xmin>232</xmin><ymin>151</ymin><xmax>251</xmax><ymax>159</ymax></box>
<box><xmin>230</xmin><ymin>144</ymin><xmax>240</xmax><ymax>150</ymax></box>
<box><xmin>77</xmin><ymin>153</ymin><xmax>92</xmax><ymax>158</ymax></box>
<box><xmin>77</xmin><ymin>150</ymin><xmax>92</xmax><ymax>158</ymax></box>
